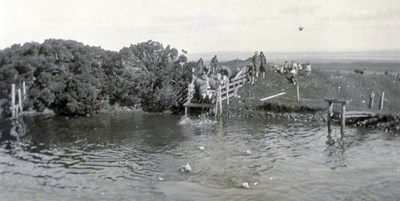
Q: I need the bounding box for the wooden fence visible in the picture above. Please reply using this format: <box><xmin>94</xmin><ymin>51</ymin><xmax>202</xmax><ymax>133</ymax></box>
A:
<box><xmin>182</xmin><ymin>67</ymin><xmax>248</xmax><ymax>116</ymax></box>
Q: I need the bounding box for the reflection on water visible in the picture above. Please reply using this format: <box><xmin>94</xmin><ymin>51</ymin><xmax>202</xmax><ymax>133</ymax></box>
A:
<box><xmin>0</xmin><ymin>112</ymin><xmax>400</xmax><ymax>201</ymax></box>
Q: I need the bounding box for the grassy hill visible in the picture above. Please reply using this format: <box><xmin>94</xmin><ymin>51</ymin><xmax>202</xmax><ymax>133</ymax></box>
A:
<box><xmin>221</xmin><ymin>61</ymin><xmax>400</xmax><ymax>115</ymax></box>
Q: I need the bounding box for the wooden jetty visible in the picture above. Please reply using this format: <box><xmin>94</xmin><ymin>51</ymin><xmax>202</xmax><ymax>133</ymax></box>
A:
<box><xmin>325</xmin><ymin>98</ymin><xmax>378</xmax><ymax>135</ymax></box>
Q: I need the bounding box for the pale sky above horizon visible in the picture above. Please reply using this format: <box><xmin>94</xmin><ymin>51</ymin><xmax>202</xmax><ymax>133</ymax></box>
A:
<box><xmin>1</xmin><ymin>0</ymin><xmax>400</xmax><ymax>53</ymax></box>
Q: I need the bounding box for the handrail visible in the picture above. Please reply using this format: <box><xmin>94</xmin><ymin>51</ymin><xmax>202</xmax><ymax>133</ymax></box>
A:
<box><xmin>181</xmin><ymin>66</ymin><xmax>248</xmax><ymax>116</ymax></box>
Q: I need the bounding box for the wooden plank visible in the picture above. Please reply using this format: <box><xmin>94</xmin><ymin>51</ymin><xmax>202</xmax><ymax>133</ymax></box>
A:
<box><xmin>345</xmin><ymin>111</ymin><xmax>376</xmax><ymax>118</ymax></box>
<box><xmin>260</xmin><ymin>92</ymin><xmax>286</xmax><ymax>101</ymax></box>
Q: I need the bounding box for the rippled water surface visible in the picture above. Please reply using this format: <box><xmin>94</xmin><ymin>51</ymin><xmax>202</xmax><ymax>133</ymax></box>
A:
<box><xmin>1</xmin><ymin>112</ymin><xmax>400</xmax><ymax>201</ymax></box>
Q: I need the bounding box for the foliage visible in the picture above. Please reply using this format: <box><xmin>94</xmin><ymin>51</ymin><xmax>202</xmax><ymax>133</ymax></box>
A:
<box><xmin>119</xmin><ymin>40</ymin><xmax>191</xmax><ymax>112</ymax></box>
<box><xmin>0</xmin><ymin>39</ymin><xmax>191</xmax><ymax>116</ymax></box>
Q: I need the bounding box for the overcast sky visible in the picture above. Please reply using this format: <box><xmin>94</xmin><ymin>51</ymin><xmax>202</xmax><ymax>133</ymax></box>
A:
<box><xmin>1</xmin><ymin>0</ymin><xmax>400</xmax><ymax>53</ymax></box>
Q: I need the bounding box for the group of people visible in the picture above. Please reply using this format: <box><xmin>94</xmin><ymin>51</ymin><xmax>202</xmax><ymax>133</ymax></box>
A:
<box><xmin>273</xmin><ymin>60</ymin><xmax>312</xmax><ymax>84</ymax></box>
<box><xmin>189</xmin><ymin>52</ymin><xmax>313</xmax><ymax>102</ymax></box>
<box><xmin>246</xmin><ymin>51</ymin><xmax>268</xmax><ymax>84</ymax></box>
<box><xmin>191</xmin><ymin>55</ymin><xmax>224</xmax><ymax>103</ymax></box>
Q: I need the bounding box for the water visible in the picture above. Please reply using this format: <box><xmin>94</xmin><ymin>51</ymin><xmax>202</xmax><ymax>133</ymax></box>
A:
<box><xmin>0</xmin><ymin>112</ymin><xmax>400</xmax><ymax>201</ymax></box>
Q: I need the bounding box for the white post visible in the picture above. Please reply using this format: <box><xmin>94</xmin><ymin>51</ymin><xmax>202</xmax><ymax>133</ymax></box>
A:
<box><xmin>18</xmin><ymin>88</ymin><xmax>22</xmax><ymax>115</ymax></box>
<box><xmin>379</xmin><ymin>92</ymin><xmax>385</xmax><ymax>110</ymax></box>
<box><xmin>296</xmin><ymin>85</ymin><xmax>300</xmax><ymax>102</ymax></box>
<box><xmin>234</xmin><ymin>80</ymin><xmax>238</xmax><ymax>97</ymax></box>
<box><xmin>219</xmin><ymin>86</ymin><xmax>222</xmax><ymax>114</ymax></box>
<box><xmin>22</xmin><ymin>81</ymin><xmax>26</xmax><ymax>100</ymax></box>
<box><xmin>226</xmin><ymin>79</ymin><xmax>229</xmax><ymax>105</ymax></box>
<box><xmin>11</xmin><ymin>84</ymin><xmax>16</xmax><ymax>118</ymax></box>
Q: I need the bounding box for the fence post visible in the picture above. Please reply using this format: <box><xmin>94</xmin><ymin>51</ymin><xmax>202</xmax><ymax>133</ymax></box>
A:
<box><xmin>215</xmin><ymin>91</ymin><xmax>218</xmax><ymax>117</ymax></box>
<box><xmin>379</xmin><ymin>92</ymin><xmax>385</xmax><ymax>110</ymax></box>
<box><xmin>242</xmin><ymin>71</ymin><xmax>245</xmax><ymax>84</ymax></box>
<box><xmin>234</xmin><ymin>81</ymin><xmax>238</xmax><ymax>97</ymax></box>
<box><xmin>327</xmin><ymin>101</ymin><xmax>333</xmax><ymax>134</ymax></box>
<box><xmin>296</xmin><ymin>85</ymin><xmax>300</xmax><ymax>102</ymax></box>
<box><xmin>341</xmin><ymin>103</ymin><xmax>346</xmax><ymax>135</ymax></box>
<box><xmin>369</xmin><ymin>92</ymin><xmax>375</xmax><ymax>108</ymax></box>
<box><xmin>219</xmin><ymin>86</ymin><xmax>222</xmax><ymax>114</ymax></box>
<box><xmin>226</xmin><ymin>79</ymin><xmax>229</xmax><ymax>105</ymax></box>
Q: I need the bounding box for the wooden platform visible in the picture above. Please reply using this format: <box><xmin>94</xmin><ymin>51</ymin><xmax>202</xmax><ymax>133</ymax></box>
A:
<box><xmin>345</xmin><ymin>111</ymin><xmax>377</xmax><ymax>118</ymax></box>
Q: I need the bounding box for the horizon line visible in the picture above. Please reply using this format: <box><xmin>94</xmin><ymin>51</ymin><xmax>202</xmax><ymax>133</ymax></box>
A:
<box><xmin>1</xmin><ymin>39</ymin><xmax>400</xmax><ymax>54</ymax></box>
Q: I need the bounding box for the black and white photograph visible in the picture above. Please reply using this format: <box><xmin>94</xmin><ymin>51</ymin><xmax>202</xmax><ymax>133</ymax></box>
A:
<box><xmin>0</xmin><ymin>0</ymin><xmax>400</xmax><ymax>200</ymax></box>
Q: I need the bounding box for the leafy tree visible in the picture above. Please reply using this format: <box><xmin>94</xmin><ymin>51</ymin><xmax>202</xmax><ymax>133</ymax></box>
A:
<box><xmin>0</xmin><ymin>39</ymin><xmax>191</xmax><ymax>116</ymax></box>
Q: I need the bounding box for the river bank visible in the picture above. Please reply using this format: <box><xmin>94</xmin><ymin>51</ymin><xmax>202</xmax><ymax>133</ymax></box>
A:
<box><xmin>216</xmin><ymin>63</ymin><xmax>400</xmax><ymax>132</ymax></box>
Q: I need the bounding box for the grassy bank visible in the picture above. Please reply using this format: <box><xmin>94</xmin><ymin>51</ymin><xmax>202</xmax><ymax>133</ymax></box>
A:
<box><xmin>218</xmin><ymin>61</ymin><xmax>400</xmax><ymax>130</ymax></box>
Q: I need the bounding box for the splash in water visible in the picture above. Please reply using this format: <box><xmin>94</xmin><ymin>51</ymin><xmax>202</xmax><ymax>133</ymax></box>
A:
<box><xmin>178</xmin><ymin>114</ymin><xmax>217</xmax><ymax>126</ymax></box>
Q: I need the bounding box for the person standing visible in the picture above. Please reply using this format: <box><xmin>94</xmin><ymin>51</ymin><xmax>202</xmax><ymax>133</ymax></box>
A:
<box><xmin>259</xmin><ymin>51</ymin><xmax>267</xmax><ymax>78</ymax></box>
<box><xmin>252</xmin><ymin>51</ymin><xmax>261</xmax><ymax>78</ymax></box>
<box><xmin>246</xmin><ymin>64</ymin><xmax>255</xmax><ymax>84</ymax></box>
<box><xmin>209</xmin><ymin>55</ymin><xmax>219</xmax><ymax>75</ymax></box>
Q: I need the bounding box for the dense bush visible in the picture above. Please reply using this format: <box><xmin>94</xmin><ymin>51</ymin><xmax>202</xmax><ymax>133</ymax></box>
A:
<box><xmin>0</xmin><ymin>39</ymin><xmax>191</xmax><ymax>116</ymax></box>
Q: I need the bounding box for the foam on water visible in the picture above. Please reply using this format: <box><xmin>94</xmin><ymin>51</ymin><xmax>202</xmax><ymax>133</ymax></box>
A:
<box><xmin>178</xmin><ymin>114</ymin><xmax>217</xmax><ymax>126</ymax></box>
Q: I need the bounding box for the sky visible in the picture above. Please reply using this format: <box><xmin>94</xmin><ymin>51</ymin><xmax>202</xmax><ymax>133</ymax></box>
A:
<box><xmin>1</xmin><ymin>0</ymin><xmax>400</xmax><ymax>53</ymax></box>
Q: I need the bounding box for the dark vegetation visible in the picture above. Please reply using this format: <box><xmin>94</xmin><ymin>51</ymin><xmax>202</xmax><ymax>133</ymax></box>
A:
<box><xmin>0</xmin><ymin>39</ymin><xmax>193</xmax><ymax>116</ymax></box>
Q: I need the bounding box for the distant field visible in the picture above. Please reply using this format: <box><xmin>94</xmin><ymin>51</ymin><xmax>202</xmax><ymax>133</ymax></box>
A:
<box><xmin>188</xmin><ymin>50</ymin><xmax>400</xmax><ymax>64</ymax></box>
<box><xmin>312</xmin><ymin>62</ymin><xmax>400</xmax><ymax>74</ymax></box>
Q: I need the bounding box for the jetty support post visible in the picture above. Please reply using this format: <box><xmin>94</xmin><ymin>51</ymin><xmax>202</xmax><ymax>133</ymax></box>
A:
<box><xmin>11</xmin><ymin>84</ymin><xmax>16</xmax><ymax>118</ymax></box>
<box><xmin>22</xmin><ymin>81</ymin><xmax>26</xmax><ymax>100</ymax></box>
<box><xmin>18</xmin><ymin>88</ymin><xmax>23</xmax><ymax>114</ymax></box>
<box><xmin>379</xmin><ymin>92</ymin><xmax>385</xmax><ymax>110</ymax></box>
<box><xmin>296</xmin><ymin>85</ymin><xmax>300</xmax><ymax>102</ymax></box>
<box><xmin>325</xmin><ymin>98</ymin><xmax>349</xmax><ymax>136</ymax></box>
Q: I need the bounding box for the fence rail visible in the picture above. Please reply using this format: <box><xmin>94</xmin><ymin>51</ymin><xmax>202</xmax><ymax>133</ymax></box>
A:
<box><xmin>181</xmin><ymin>67</ymin><xmax>248</xmax><ymax>116</ymax></box>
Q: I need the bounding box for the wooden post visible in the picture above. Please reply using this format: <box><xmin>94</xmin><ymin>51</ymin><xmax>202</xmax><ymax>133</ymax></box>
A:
<box><xmin>226</xmin><ymin>79</ymin><xmax>229</xmax><ymax>105</ymax></box>
<box><xmin>242</xmin><ymin>71</ymin><xmax>245</xmax><ymax>84</ymax></box>
<box><xmin>11</xmin><ymin>84</ymin><xmax>16</xmax><ymax>118</ymax></box>
<box><xmin>234</xmin><ymin>79</ymin><xmax>238</xmax><ymax>97</ymax></box>
<box><xmin>185</xmin><ymin>107</ymin><xmax>188</xmax><ymax>116</ymax></box>
<box><xmin>219</xmin><ymin>86</ymin><xmax>222</xmax><ymax>114</ymax></box>
<box><xmin>327</xmin><ymin>101</ymin><xmax>333</xmax><ymax>134</ymax></box>
<box><xmin>18</xmin><ymin>88</ymin><xmax>22</xmax><ymax>115</ymax></box>
<box><xmin>369</xmin><ymin>92</ymin><xmax>375</xmax><ymax>108</ymax></box>
<box><xmin>296</xmin><ymin>85</ymin><xmax>300</xmax><ymax>102</ymax></box>
<box><xmin>22</xmin><ymin>81</ymin><xmax>26</xmax><ymax>100</ymax></box>
<box><xmin>379</xmin><ymin>92</ymin><xmax>385</xmax><ymax>110</ymax></box>
<box><xmin>215</xmin><ymin>87</ymin><xmax>220</xmax><ymax>116</ymax></box>
<box><xmin>341</xmin><ymin>103</ymin><xmax>346</xmax><ymax>135</ymax></box>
